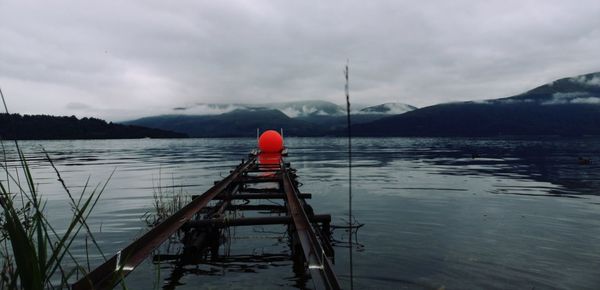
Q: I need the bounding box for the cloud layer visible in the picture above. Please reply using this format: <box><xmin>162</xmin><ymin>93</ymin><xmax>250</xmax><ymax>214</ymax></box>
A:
<box><xmin>1</xmin><ymin>0</ymin><xmax>600</xmax><ymax>120</ymax></box>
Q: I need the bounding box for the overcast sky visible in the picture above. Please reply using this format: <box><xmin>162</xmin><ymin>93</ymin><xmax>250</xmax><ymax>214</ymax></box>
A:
<box><xmin>1</xmin><ymin>0</ymin><xmax>600</xmax><ymax>121</ymax></box>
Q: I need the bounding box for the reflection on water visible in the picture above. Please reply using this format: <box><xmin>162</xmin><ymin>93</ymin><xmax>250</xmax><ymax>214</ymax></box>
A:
<box><xmin>1</xmin><ymin>137</ymin><xmax>600</xmax><ymax>289</ymax></box>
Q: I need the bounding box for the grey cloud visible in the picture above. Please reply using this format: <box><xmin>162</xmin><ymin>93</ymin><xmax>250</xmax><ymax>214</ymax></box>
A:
<box><xmin>65</xmin><ymin>102</ymin><xmax>93</xmax><ymax>110</ymax></box>
<box><xmin>1</xmin><ymin>0</ymin><xmax>600</xmax><ymax>120</ymax></box>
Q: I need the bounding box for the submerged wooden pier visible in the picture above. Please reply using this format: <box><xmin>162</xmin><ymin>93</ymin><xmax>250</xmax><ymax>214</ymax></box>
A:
<box><xmin>73</xmin><ymin>136</ymin><xmax>340</xmax><ymax>289</ymax></box>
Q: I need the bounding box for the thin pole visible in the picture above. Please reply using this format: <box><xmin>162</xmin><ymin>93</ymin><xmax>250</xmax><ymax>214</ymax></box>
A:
<box><xmin>344</xmin><ymin>60</ymin><xmax>354</xmax><ymax>290</ymax></box>
<box><xmin>0</xmin><ymin>87</ymin><xmax>9</xmax><ymax>114</ymax></box>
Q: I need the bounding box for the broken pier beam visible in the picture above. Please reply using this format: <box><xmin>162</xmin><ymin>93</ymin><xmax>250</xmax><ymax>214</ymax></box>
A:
<box><xmin>193</xmin><ymin>193</ymin><xmax>312</xmax><ymax>200</ymax></box>
<box><xmin>183</xmin><ymin>214</ymin><xmax>331</xmax><ymax>229</ymax></box>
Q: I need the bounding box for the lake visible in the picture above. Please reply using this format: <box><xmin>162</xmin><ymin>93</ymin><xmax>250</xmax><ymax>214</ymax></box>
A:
<box><xmin>2</xmin><ymin>137</ymin><xmax>600</xmax><ymax>289</ymax></box>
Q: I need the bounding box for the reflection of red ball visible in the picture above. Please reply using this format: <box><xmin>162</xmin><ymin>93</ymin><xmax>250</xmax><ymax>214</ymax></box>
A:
<box><xmin>258</xmin><ymin>153</ymin><xmax>281</xmax><ymax>165</ymax></box>
<box><xmin>258</xmin><ymin>130</ymin><xmax>283</xmax><ymax>153</ymax></box>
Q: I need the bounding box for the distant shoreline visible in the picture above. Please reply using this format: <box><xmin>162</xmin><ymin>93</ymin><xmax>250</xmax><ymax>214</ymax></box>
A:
<box><xmin>5</xmin><ymin>135</ymin><xmax>600</xmax><ymax>141</ymax></box>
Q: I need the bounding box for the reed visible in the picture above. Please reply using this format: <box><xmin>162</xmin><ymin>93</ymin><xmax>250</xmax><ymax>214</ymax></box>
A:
<box><xmin>0</xmin><ymin>89</ymin><xmax>113</xmax><ymax>290</ymax></box>
<box><xmin>144</xmin><ymin>171</ymin><xmax>187</xmax><ymax>227</ymax></box>
<box><xmin>0</xmin><ymin>144</ymin><xmax>110</xmax><ymax>290</ymax></box>
<box><xmin>0</xmin><ymin>88</ymin><xmax>109</xmax><ymax>289</ymax></box>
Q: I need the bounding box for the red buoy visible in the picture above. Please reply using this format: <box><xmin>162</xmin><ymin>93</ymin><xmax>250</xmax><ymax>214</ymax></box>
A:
<box><xmin>258</xmin><ymin>130</ymin><xmax>283</xmax><ymax>153</ymax></box>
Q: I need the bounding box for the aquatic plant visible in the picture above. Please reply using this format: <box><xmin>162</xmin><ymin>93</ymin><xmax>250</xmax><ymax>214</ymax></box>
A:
<box><xmin>144</xmin><ymin>171</ymin><xmax>188</xmax><ymax>227</ymax></box>
<box><xmin>0</xmin><ymin>88</ymin><xmax>109</xmax><ymax>289</ymax></box>
<box><xmin>0</xmin><ymin>144</ymin><xmax>111</xmax><ymax>289</ymax></box>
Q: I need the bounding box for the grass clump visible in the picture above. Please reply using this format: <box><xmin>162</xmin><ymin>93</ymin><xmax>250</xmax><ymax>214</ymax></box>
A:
<box><xmin>0</xmin><ymin>144</ymin><xmax>110</xmax><ymax>289</ymax></box>
<box><xmin>0</xmin><ymin>88</ymin><xmax>108</xmax><ymax>289</ymax></box>
<box><xmin>144</xmin><ymin>171</ymin><xmax>188</xmax><ymax>227</ymax></box>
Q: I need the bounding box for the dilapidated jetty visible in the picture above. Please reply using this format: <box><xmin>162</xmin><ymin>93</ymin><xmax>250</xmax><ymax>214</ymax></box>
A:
<box><xmin>73</xmin><ymin>131</ymin><xmax>340</xmax><ymax>290</ymax></box>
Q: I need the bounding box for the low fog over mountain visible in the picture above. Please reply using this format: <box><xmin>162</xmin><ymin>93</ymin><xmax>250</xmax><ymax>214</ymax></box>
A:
<box><xmin>353</xmin><ymin>72</ymin><xmax>600</xmax><ymax>137</ymax></box>
<box><xmin>125</xmin><ymin>100</ymin><xmax>416</xmax><ymax>137</ymax></box>
<box><xmin>359</xmin><ymin>103</ymin><xmax>417</xmax><ymax>114</ymax></box>
<box><xmin>170</xmin><ymin>100</ymin><xmax>415</xmax><ymax>117</ymax></box>
<box><xmin>125</xmin><ymin>71</ymin><xmax>600</xmax><ymax>137</ymax></box>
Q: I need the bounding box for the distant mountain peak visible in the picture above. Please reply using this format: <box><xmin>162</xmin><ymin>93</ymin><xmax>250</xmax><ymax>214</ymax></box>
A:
<box><xmin>353</xmin><ymin>71</ymin><xmax>600</xmax><ymax>137</ymax></box>
<box><xmin>475</xmin><ymin>71</ymin><xmax>600</xmax><ymax>106</ymax></box>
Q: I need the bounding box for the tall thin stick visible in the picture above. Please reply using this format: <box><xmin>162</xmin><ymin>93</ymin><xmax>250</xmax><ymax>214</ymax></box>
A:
<box><xmin>344</xmin><ymin>60</ymin><xmax>354</xmax><ymax>290</ymax></box>
<box><xmin>0</xmin><ymin>87</ymin><xmax>9</xmax><ymax>114</ymax></box>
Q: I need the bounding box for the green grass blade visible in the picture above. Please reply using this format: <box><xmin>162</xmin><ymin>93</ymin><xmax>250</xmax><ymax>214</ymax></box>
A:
<box><xmin>0</xmin><ymin>195</ymin><xmax>43</xmax><ymax>290</ymax></box>
<box><xmin>36</xmin><ymin>212</ymin><xmax>48</xmax><ymax>285</ymax></box>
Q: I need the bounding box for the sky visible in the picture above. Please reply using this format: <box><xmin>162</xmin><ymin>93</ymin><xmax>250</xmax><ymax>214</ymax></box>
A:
<box><xmin>1</xmin><ymin>0</ymin><xmax>600</xmax><ymax>121</ymax></box>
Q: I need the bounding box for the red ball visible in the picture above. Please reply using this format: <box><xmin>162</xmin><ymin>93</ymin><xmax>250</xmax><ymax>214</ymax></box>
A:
<box><xmin>258</xmin><ymin>130</ymin><xmax>283</xmax><ymax>153</ymax></box>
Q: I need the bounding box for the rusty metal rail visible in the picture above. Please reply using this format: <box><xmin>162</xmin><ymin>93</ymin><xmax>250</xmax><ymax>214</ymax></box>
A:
<box><xmin>72</xmin><ymin>153</ymin><xmax>340</xmax><ymax>290</ymax></box>
<box><xmin>72</xmin><ymin>157</ymin><xmax>257</xmax><ymax>290</ymax></box>
<box><xmin>282</xmin><ymin>163</ymin><xmax>341</xmax><ymax>289</ymax></box>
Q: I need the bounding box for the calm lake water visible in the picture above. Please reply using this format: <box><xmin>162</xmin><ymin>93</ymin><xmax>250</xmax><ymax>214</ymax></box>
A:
<box><xmin>2</xmin><ymin>137</ymin><xmax>600</xmax><ymax>289</ymax></box>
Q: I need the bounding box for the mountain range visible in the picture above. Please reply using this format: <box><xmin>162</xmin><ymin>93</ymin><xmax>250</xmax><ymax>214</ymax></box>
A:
<box><xmin>124</xmin><ymin>101</ymin><xmax>416</xmax><ymax>137</ymax></box>
<box><xmin>124</xmin><ymin>71</ymin><xmax>600</xmax><ymax>137</ymax></box>
<box><xmin>168</xmin><ymin>100</ymin><xmax>415</xmax><ymax>118</ymax></box>
<box><xmin>353</xmin><ymin>72</ymin><xmax>600</xmax><ymax>137</ymax></box>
